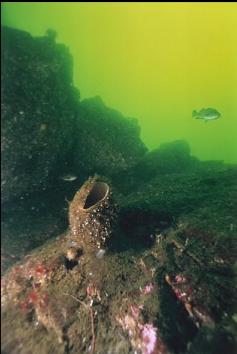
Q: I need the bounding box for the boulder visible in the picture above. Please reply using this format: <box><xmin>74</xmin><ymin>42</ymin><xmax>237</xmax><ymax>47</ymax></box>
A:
<box><xmin>133</xmin><ymin>140</ymin><xmax>198</xmax><ymax>182</ymax></box>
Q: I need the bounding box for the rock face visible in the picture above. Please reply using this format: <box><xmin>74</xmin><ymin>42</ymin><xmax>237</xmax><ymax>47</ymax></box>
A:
<box><xmin>1</xmin><ymin>26</ymin><xmax>79</xmax><ymax>203</ymax></box>
<box><xmin>73</xmin><ymin>96</ymin><xmax>147</xmax><ymax>181</ymax></box>
<box><xmin>1</xmin><ymin>27</ymin><xmax>147</xmax><ymax>203</ymax></box>
<box><xmin>1</xmin><ymin>25</ymin><xmax>147</xmax><ymax>269</ymax></box>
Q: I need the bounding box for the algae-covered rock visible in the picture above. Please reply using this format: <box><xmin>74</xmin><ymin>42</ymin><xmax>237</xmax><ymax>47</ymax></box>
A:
<box><xmin>1</xmin><ymin>26</ymin><xmax>79</xmax><ymax>203</ymax></box>
<box><xmin>118</xmin><ymin>165</ymin><xmax>237</xmax><ymax>248</ymax></box>
<box><xmin>1</xmin><ymin>181</ymin><xmax>165</xmax><ymax>354</ymax></box>
<box><xmin>131</xmin><ymin>140</ymin><xmax>198</xmax><ymax>183</ymax></box>
<box><xmin>1</xmin><ymin>26</ymin><xmax>147</xmax><ymax>203</ymax></box>
<box><xmin>72</xmin><ymin>96</ymin><xmax>147</xmax><ymax>181</ymax></box>
<box><xmin>2</xmin><ymin>171</ymin><xmax>236</xmax><ymax>354</ymax></box>
<box><xmin>112</xmin><ymin>140</ymin><xmax>226</xmax><ymax>194</ymax></box>
<box><xmin>1</xmin><ymin>25</ymin><xmax>147</xmax><ymax>274</ymax></box>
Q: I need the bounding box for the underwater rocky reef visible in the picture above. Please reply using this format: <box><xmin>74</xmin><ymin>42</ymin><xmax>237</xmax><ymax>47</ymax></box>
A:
<box><xmin>1</xmin><ymin>26</ymin><xmax>146</xmax><ymax>204</ymax></box>
<box><xmin>1</xmin><ymin>26</ymin><xmax>237</xmax><ymax>354</ymax></box>
<box><xmin>1</xmin><ymin>26</ymin><xmax>79</xmax><ymax>203</ymax></box>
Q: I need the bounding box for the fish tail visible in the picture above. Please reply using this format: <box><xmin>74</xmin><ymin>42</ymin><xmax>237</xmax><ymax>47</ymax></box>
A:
<box><xmin>192</xmin><ymin>110</ymin><xmax>197</xmax><ymax>118</ymax></box>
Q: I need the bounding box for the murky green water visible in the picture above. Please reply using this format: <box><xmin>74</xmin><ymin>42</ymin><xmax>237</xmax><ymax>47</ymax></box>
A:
<box><xmin>2</xmin><ymin>2</ymin><xmax>237</xmax><ymax>163</ymax></box>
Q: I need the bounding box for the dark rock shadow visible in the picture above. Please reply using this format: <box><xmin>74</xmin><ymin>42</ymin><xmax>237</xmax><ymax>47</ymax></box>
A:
<box><xmin>157</xmin><ymin>280</ymin><xmax>198</xmax><ymax>353</ymax></box>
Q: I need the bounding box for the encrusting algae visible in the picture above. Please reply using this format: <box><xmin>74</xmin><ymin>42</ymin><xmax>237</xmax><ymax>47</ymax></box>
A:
<box><xmin>1</xmin><ymin>176</ymin><xmax>120</xmax><ymax>352</ymax></box>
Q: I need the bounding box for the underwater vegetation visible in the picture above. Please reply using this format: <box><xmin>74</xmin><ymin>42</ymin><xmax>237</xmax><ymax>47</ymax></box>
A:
<box><xmin>1</xmin><ymin>26</ymin><xmax>237</xmax><ymax>354</ymax></box>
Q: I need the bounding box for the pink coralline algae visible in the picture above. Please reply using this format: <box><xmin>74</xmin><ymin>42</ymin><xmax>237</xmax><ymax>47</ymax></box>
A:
<box><xmin>27</xmin><ymin>262</ymin><xmax>49</xmax><ymax>286</ymax></box>
<box><xmin>117</xmin><ymin>312</ymin><xmax>158</xmax><ymax>354</ymax></box>
<box><xmin>165</xmin><ymin>274</ymin><xmax>215</xmax><ymax>328</ymax></box>
<box><xmin>130</xmin><ymin>304</ymin><xmax>143</xmax><ymax>318</ymax></box>
<box><xmin>175</xmin><ymin>274</ymin><xmax>187</xmax><ymax>284</ymax></box>
<box><xmin>141</xmin><ymin>283</ymin><xmax>155</xmax><ymax>295</ymax></box>
<box><xmin>116</xmin><ymin>284</ymin><xmax>167</xmax><ymax>354</ymax></box>
<box><xmin>130</xmin><ymin>305</ymin><xmax>141</xmax><ymax>319</ymax></box>
<box><xmin>1</xmin><ymin>259</ymin><xmax>53</xmax><ymax>311</ymax></box>
<box><xmin>139</xmin><ymin>323</ymin><xmax>157</xmax><ymax>354</ymax></box>
<box><xmin>117</xmin><ymin>310</ymin><xmax>167</xmax><ymax>354</ymax></box>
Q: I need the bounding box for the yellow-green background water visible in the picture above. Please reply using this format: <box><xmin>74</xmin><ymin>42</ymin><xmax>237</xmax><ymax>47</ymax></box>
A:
<box><xmin>2</xmin><ymin>2</ymin><xmax>237</xmax><ymax>163</ymax></box>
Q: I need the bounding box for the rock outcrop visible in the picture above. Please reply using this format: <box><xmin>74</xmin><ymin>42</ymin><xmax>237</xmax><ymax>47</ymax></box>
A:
<box><xmin>1</xmin><ymin>26</ymin><xmax>79</xmax><ymax>203</ymax></box>
<box><xmin>1</xmin><ymin>27</ymin><xmax>147</xmax><ymax>203</ymax></box>
<box><xmin>73</xmin><ymin>96</ymin><xmax>147</xmax><ymax>181</ymax></box>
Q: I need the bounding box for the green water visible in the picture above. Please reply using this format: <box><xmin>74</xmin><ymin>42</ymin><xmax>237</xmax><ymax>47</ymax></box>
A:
<box><xmin>2</xmin><ymin>2</ymin><xmax>237</xmax><ymax>163</ymax></box>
